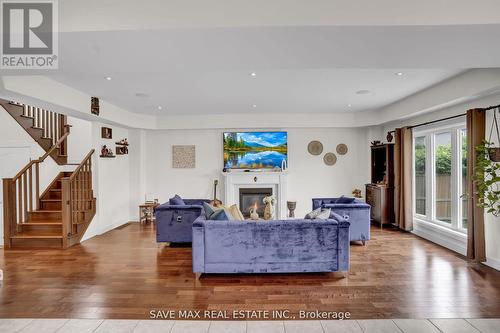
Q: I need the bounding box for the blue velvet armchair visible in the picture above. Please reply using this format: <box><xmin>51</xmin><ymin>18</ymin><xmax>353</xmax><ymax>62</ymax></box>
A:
<box><xmin>312</xmin><ymin>197</ymin><xmax>371</xmax><ymax>244</ymax></box>
<box><xmin>155</xmin><ymin>199</ymin><xmax>210</xmax><ymax>243</ymax></box>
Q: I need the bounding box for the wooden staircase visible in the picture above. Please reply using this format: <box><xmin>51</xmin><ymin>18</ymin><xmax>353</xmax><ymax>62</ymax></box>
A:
<box><xmin>0</xmin><ymin>99</ymin><xmax>70</xmax><ymax>165</ymax></box>
<box><xmin>2</xmin><ymin>100</ymin><xmax>96</xmax><ymax>249</ymax></box>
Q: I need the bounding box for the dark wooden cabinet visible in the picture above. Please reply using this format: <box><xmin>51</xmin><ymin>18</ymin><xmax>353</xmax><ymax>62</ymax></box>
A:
<box><xmin>366</xmin><ymin>144</ymin><xmax>394</xmax><ymax>226</ymax></box>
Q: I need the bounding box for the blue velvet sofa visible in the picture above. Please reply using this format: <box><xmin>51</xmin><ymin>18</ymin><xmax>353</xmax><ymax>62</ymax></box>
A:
<box><xmin>192</xmin><ymin>215</ymin><xmax>350</xmax><ymax>274</ymax></box>
<box><xmin>155</xmin><ymin>198</ymin><xmax>210</xmax><ymax>243</ymax></box>
<box><xmin>312</xmin><ymin>198</ymin><xmax>371</xmax><ymax>244</ymax></box>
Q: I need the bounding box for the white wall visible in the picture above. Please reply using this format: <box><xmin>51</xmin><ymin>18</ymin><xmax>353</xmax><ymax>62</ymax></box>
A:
<box><xmin>82</xmin><ymin>122</ymin><xmax>133</xmax><ymax>241</ymax></box>
<box><xmin>143</xmin><ymin>127</ymin><xmax>371</xmax><ymax>217</ymax></box>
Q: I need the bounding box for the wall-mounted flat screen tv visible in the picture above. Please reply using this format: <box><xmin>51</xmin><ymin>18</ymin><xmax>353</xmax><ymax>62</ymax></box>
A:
<box><xmin>223</xmin><ymin>131</ymin><xmax>288</xmax><ymax>169</ymax></box>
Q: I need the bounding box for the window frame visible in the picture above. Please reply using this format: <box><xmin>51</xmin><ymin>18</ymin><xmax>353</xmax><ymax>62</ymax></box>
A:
<box><xmin>412</xmin><ymin>121</ymin><xmax>468</xmax><ymax>234</ymax></box>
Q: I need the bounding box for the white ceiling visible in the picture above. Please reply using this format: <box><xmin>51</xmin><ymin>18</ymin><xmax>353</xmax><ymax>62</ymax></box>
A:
<box><xmin>51</xmin><ymin>69</ymin><xmax>462</xmax><ymax>115</ymax></box>
<box><xmin>6</xmin><ymin>2</ymin><xmax>500</xmax><ymax>117</ymax></box>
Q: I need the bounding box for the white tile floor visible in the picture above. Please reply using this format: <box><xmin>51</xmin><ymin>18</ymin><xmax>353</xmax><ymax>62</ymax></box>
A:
<box><xmin>0</xmin><ymin>318</ymin><xmax>498</xmax><ymax>333</ymax></box>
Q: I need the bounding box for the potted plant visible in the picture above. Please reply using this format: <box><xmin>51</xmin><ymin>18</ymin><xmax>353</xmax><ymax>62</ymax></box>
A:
<box><xmin>473</xmin><ymin>140</ymin><xmax>500</xmax><ymax>216</ymax></box>
<box><xmin>487</xmin><ymin>108</ymin><xmax>500</xmax><ymax>162</ymax></box>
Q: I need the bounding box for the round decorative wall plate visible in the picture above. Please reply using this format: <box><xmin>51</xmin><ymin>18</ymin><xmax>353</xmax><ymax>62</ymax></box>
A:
<box><xmin>308</xmin><ymin>140</ymin><xmax>323</xmax><ymax>155</ymax></box>
<box><xmin>336</xmin><ymin>143</ymin><xmax>348</xmax><ymax>155</ymax></box>
<box><xmin>323</xmin><ymin>152</ymin><xmax>337</xmax><ymax>166</ymax></box>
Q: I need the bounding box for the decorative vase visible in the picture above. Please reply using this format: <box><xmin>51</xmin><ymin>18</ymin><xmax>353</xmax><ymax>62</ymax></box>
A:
<box><xmin>249</xmin><ymin>206</ymin><xmax>259</xmax><ymax>220</ymax></box>
<box><xmin>263</xmin><ymin>195</ymin><xmax>276</xmax><ymax>220</ymax></box>
<box><xmin>287</xmin><ymin>201</ymin><xmax>296</xmax><ymax>218</ymax></box>
<box><xmin>263</xmin><ymin>203</ymin><xmax>274</xmax><ymax>220</ymax></box>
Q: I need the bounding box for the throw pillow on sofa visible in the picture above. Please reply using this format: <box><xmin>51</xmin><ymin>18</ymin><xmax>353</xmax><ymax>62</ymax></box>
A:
<box><xmin>305</xmin><ymin>207</ymin><xmax>331</xmax><ymax>220</ymax></box>
<box><xmin>203</xmin><ymin>202</ymin><xmax>234</xmax><ymax>221</ymax></box>
<box><xmin>315</xmin><ymin>208</ymin><xmax>331</xmax><ymax>219</ymax></box>
<box><xmin>169</xmin><ymin>194</ymin><xmax>186</xmax><ymax>205</ymax></box>
<box><xmin>228</xmin><ymin>204</ymin><xmax>244</xmax><ymax>221</ymax></box>
<box><xmin>305</xmin><ymin>207</ymin><xmax>322</xmax><ymax>219</ymax></box>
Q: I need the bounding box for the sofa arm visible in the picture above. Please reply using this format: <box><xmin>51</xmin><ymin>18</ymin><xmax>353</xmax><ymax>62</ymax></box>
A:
<box><xmin>337</xmin><ymin>221</ymin><xmax>350</xmax><ymax>272</ymax></box>
<box><xmin>192</xmin><ymin>225</ymin><xmax>205</xmax><ymax>272</ymax></box>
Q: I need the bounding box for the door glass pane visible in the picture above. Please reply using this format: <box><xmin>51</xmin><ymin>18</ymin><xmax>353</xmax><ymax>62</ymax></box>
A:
<box><xmin>414</xmin><ymin>136</ymin><xmax>426</xmax><ymax>215</ymax></box>
<box><xmin>435</xmin><ymin>132</ymin><xmax>452</xmax><ymax>223</ymax></box>
<box><xmin>461</xmin><ymin>129</ymin><xmax>468</xmax><ymax>229</ymax></box>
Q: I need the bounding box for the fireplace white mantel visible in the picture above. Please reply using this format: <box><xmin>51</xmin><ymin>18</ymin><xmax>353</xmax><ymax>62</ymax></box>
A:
<box><xmin>221</xmin><ymin>171</ymin><xmax>287</xmax><ymax>219</ymax></box>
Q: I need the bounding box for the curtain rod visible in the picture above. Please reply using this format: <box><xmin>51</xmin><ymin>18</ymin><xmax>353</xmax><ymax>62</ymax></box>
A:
<box><xmin>388</xmin><ymin>103</ymin><xmax>500</xmax><ymax>134</ymax></box>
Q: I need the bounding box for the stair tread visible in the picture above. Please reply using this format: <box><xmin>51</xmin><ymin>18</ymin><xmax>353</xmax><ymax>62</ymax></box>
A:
<box><xmin>12</xmin><ymin>232</ymin><xmax>62</xmax><ymax>239</ymax></box>
<box><xmin>32</xmin><ymin>210</ymin><xmax>61</xmax><ymax>213</ymax></box>
<box><xmin>31</xmin><ymin>126</ymin><xmax>43</xmax><ymax>130</ymax></box>
<box><xmin>40</xmin><ymin>198</ymin><xmax>62</xmax><ymax>202</ymax></box>
<box><xmin>20</xmin><ymin>114</ymin><xmax>34</xmax><ymax>119</ymax></box>
<box><xmin>23</xmin><ymin>222</ymin><xmax>62</xmax><ymax>225</ymax></box>
<box><xmin>24</xmin><ymin>219</ymin><xmax>62</xmax><ymax>224</ymax></box>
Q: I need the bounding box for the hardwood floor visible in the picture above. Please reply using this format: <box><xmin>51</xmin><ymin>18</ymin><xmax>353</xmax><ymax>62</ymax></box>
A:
<box><xmin>1</xmin><ymin>223</ymin><xmax>499</xmax><ymax>319</ymax></box>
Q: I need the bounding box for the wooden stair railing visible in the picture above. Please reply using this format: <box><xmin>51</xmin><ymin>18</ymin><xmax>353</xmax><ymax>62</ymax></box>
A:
<box><xmin>3</xmin><ymin>132</ymin><xmax>70</xmax><ymax>245</ymax></box>
<box><xmin>2</xmin><ymin>136</ymin><xmax>96</xmax><ymax>248</ymax></box>
<box><xmin>61</xmin><ymin>149</ymin><xmax>96</xmax><ymax>248</ymax></box>
<box><xmin>0</xmin><ymin>99</ymin><xmax>70</xmax><ymax>165</ymax></box>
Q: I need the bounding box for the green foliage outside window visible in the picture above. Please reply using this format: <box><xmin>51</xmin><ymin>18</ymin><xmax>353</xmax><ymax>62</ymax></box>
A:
<box><xmin>414</xmin><ymin>135</ymin><xmax>467</xmax><ymax>175</ymax></box>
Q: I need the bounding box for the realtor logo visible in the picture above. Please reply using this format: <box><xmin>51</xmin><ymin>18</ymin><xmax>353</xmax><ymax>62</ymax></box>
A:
<box><xmin>1</xmin><ymin>0</ymin><xmax>58</xmax><ymax>69</ymax></box>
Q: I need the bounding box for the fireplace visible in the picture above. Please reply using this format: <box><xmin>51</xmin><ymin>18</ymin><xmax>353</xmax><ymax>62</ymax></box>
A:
<box><xmin>239</xmin><ymin>188</ymin><xmax>272</xmax><ymax>219</ymax></box>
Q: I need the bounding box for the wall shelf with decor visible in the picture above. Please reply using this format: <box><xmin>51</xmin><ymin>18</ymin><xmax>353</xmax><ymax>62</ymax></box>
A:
<box><xmin>115</xmin><ymin>139</ymin><xmax>129</xmax><ymax>146</ymax></box>
<box><xmin>99</xmin><ymin>155</ymin><xmax>116</xmax><ymax>158</ymax></box>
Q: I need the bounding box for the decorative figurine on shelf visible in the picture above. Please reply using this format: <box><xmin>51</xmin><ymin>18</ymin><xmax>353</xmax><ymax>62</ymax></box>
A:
<box><xmin>352</xmin><ymin>188</ymin><xmax>362</xmax><ymax>198</ymax></box>
<box><xmin>263</xmin><ymin>195</ymin><xmax>276</xmax><ymax>220</ymax></box>
<box><xmin>101</xmin><ymin>145</ymin><xmax>114</xmax><ymax>157</ymax></box>
<box><xmin>386</xmin><ymin>131</ymin><xmax>394</xmax><ymax>143</ymax></box>
<box><xmin>287</xmin><ymin>201</ymin><xmax>297</xmax><ymax>218</ymax></box>
<box><xmin>249</xmin><ymin>203</ymin><xmax>259</xmax><ymax>220</ymax></box>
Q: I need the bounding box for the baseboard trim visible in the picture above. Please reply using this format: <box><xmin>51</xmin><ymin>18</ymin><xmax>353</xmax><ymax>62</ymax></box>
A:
<box><xmin>412</xmin><ymin>219</ymin><xmax>467</xmax><ymax>256</ymax></box>
<box><xmin>485</xmin><ymin>256</ymin><xmax>500</xmax><ymax>271</ymax></box>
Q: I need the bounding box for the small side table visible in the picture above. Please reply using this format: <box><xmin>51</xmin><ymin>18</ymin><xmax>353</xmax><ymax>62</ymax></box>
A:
<box><xmin>139</xmin><ymin>203</ymin><xmax>159</xmax><ymax>223</ymax></box>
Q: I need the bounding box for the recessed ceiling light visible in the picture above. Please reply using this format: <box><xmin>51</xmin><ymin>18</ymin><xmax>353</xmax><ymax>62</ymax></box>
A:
<box><xmin>135</xmin><ymin>92</ymin><xmax>149</xmax><ymax>98</ymax></box>
<box><xmin>105</xmin><ymin>76</ymin><xmax>112</xmax><ymax>81</ymax></box>
<box><xmin>347</xmin><ymin>104</ymin><xmax>352</xmax><ymax>107</ymax></box>
<box><xmin>157</xmin><ymin>106</ymin><xmax>163</xmax><ymax>110</ymax></box>
<box><xmin>395</xmin><ymin>72</ymin><xmax>404</xmax><ymax>76</ymax></box>
<box><xmin>252</xmin><ymin>104</ymin><xmax>257</xmax><ymax>108</ymax></box>
<box><xmin>356</xmin><ymin>90</ymin><xmax>371</xmax><ymax>95</ymax></box>
<box><xmin>250</xmin><ymin>72</ymin><xmax>257</xmax><ymax>77</ymax></box>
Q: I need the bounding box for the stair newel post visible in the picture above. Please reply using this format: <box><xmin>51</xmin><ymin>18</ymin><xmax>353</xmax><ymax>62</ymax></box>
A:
<box><xmin>35</xmin><ymin>162</ymin><xmax>40</xmax><ymax>210</ymax></box>
<box><xmin>3</xmin><ymin>178</ymin><xmax>14</xmax><ymax>248</ymax></box>
<box><xmin>61</xmin><ymin>178</ymin><xmax>71</xmax><ymax>249</ymax></box>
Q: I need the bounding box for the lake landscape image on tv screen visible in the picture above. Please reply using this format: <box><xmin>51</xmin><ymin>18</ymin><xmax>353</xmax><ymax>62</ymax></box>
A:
<box><xmin>223</xmin><ymin>132</ymin><xmax>288</xmax><ymax>169</ymax></box>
